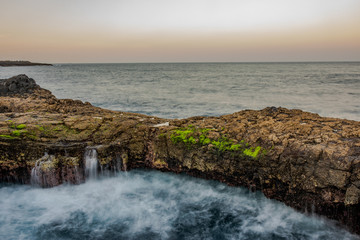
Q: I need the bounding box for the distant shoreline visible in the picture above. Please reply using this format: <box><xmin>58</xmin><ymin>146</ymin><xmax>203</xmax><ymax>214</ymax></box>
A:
<box><xmin>0</xmin><ymin>61</ymin><xmax>52</xmax><ymax>67</ymax></box>
<box><xmin>50</xmin><ymin>61</ymin><xmax>360</xmax><ymax>64</ymax></box>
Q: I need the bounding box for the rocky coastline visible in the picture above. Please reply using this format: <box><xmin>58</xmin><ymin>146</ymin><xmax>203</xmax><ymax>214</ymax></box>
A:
<box><xmin>1</xmin><ymin>75</ymin><xmax>360</xmax><ymax>234</ymax></box>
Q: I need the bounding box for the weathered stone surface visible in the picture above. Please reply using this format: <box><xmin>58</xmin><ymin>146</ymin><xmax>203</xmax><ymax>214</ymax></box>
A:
<box><xmin>345</xmin><ymin>185</ymin><xmax>360</xmax><ymax>205</ymax></box>
<box><xmin>0</xmin><ymin>75</ymin><xmax>360</xmax><ymax>234</ymax></box>
<box><xmin>0</xmin><ymin>74</ymin><xmax>39</xmax><ymax>95</ymax></box>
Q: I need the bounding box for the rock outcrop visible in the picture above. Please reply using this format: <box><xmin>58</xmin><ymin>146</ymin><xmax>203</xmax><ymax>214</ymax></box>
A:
<box><xmin>0</xmin><ymin>74</ymin><xmax>39</xmax><ymax>95</ymax></box>
<box><xmin>1</xmin><ymin>75</ymin><xmax>360</xmax><ymax>234</ymax></box>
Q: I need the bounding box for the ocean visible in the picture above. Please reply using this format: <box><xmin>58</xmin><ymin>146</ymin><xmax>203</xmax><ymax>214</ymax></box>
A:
<box><xmin>1</xmin><ymin>62</ymin><xmax>359</xmax><ymax>120</ymax></box>
<box><xmin>0</xmin><ymin>62</ymin><xmax>360</xmax><ymax>239</ymax></box>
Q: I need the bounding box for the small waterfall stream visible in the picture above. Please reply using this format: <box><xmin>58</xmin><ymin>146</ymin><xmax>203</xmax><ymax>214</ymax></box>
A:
<box><xmin>30</xmin><ymin>159</ymin><xmax>42</xmax><ymax>186</ymax></box>
<box><xmin>84</xmin><ymin>148</ymin><xmax>99</xmax><ymax>180</ymax></box>
<box><xmin>30</xmin><ymin>147</ymin><xmax>124</xmax><ymax>186</ymax></box>
<box><xmin>30</xmin><ymin>153</ymin><xmax>53</xmax><ymax>186</ymax></box>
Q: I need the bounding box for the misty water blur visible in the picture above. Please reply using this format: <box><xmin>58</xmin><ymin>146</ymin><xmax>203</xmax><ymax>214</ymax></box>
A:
<box><xmin>0</xmin><ymin>62</ymin><xmax>359</xmax><ymax>120</ymax></box>
<box><xmin>0</xmin><ymin>170</ymin><xmax>358</xmax><ymax>240</ymax></box>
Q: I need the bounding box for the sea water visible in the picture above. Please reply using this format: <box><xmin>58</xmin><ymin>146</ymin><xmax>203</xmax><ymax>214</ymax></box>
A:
<box><xmin>0</xmin><ymin>170</ymin><xmax>358</xmax><ymax>240</ymax></box>
<box><xmin>0</xmin><ymin>62</ymin><xmax>359</xmax><ymax>120</ymax></box>
<box><xmin>1</xmin><ymin>63</ymin><xmax>360</xmax><ymax>239</ymax></box>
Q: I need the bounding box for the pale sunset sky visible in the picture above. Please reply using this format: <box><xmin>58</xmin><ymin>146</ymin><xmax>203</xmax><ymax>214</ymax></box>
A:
<box><xmin>1</xmin><ymin>0</ymin><xmax>360</xmax><ymax>63</ymax></box>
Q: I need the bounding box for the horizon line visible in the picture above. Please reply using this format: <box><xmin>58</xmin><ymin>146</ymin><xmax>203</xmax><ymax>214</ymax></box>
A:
<box><xmin>50</xmin><ymin>60</ymin><xmax>360</xmax><ymax>65</ymax></box>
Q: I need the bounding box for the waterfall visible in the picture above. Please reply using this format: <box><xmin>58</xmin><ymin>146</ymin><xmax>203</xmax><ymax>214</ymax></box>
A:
<box><xmin>85</xmin><ymin>148</ymin><xmax>98</xmax><ymax>180</ymax></box>
<box><xmin>30</xmin><ymin>153</ymin><xmax>53</xmax><ymax>186</ymax></box>
<box><xmin>115</xmin><ymin>155</ymin><xmax>122</xmax><ymax>172</ymax></box>
<box><xmin>31</xmin><ymin>148</ymin><xmax>122</xmax><ymax>185</ymax></box>
<box><xmin>31</xmin><ymin>159</ymin><xmax>42</xmax><ymax>186</ymax></box>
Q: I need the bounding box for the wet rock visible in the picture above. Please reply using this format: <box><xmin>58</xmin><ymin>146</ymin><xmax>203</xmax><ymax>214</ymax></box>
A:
<box><xmin>31</xmin><ymin>153</ymin><xmax>84</xmax><ymax>187</ymax></box>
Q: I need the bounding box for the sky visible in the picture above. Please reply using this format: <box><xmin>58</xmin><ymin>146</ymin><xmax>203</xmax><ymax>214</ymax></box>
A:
<box><xmin>1</xmin><ymin>0</ymin><xmax>360</xmax><ymax>63</ymax></box>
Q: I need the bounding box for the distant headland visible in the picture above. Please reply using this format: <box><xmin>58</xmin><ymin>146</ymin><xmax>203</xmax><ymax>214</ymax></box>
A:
<box><xmin>0</xmin><ymin>60</ymin><xmax>52</xmax><ymax>67</ymax></box>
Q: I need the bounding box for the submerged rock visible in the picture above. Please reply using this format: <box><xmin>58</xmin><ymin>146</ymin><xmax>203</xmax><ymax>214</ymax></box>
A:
<box><xmin>0</xmin><ymin>75</ymin><xmax>360</xmax><ymax>234</ymax></box>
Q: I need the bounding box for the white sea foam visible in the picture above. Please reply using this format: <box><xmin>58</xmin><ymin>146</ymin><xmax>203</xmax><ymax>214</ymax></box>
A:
<box><xmin>0</xmin><ymin>170</ymin><xmax>358</xmax><ymax>240</ymax></box>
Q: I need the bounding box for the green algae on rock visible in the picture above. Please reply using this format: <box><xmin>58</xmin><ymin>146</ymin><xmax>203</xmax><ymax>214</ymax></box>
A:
<box><xmin>169</xmin><ymin>125</ymin><xmax>264</xmax><ymax>158</ymax></box>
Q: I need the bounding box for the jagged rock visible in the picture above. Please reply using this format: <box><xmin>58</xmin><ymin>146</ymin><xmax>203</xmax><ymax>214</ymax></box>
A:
<box><xmin>0</xmin><ymin>75</ymin><xmax>360</xmax><ymax>234</ymax></box>
<box><xmin>0</xmin><ymin>74</ymin><xmax>39</xmax><ymax>95</ymax></box>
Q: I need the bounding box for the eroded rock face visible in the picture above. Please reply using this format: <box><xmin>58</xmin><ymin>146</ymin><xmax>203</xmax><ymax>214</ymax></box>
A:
<box><xmin>0</xmin><ymin>75</ymin><xmax>360</xmax><ymax>234</ymax></box>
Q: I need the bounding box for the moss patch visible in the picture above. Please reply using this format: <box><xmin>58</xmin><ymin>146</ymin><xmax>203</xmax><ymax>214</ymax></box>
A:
<box><xmin>9</xmin><ymin>122</ymin><xmax>27</xmax><ymax>130</ymax></box>
<box><xmin>35</xmin><ymin>124</ymin><xmax>81</xmax><ymax>139</ymax></box>
<box><xmin>0</xmin><ymin>134</ymin><xmax>18</xmax><ymax>140</ymax></box>
<box><xmin>170</xmin><ymin>125</ymin><xmax>211</xmax><ymax>146</ymax></box>
<box><xmin>15</xmin><ymin>124</ymin><xmax>26</xmax><ymax>130</ymax></box>
<box><xmin>170</xmin><ymin>125</ymin><xmax>265</xmax><ymax>158</ymax></box>
<box><xmin>243</xmin><ymin>146</ymin><xmax>262</xmax><ymax>158</ymax></box>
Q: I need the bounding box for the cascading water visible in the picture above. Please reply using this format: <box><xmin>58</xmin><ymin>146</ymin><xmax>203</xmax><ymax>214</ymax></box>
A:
<box><xmin>30</xmin><ymin>153</ymin><xmax>53</xmax><ymax>186</ymax></box>
<box><xmin>30</xmin><ymin>159</ymin><xmax>42</xmax><ymax>186</ymax></box>
<box><xmin>84</xmin><ymin>148</ymin><xmax>99</xmax><ymax>180</ymax></box>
